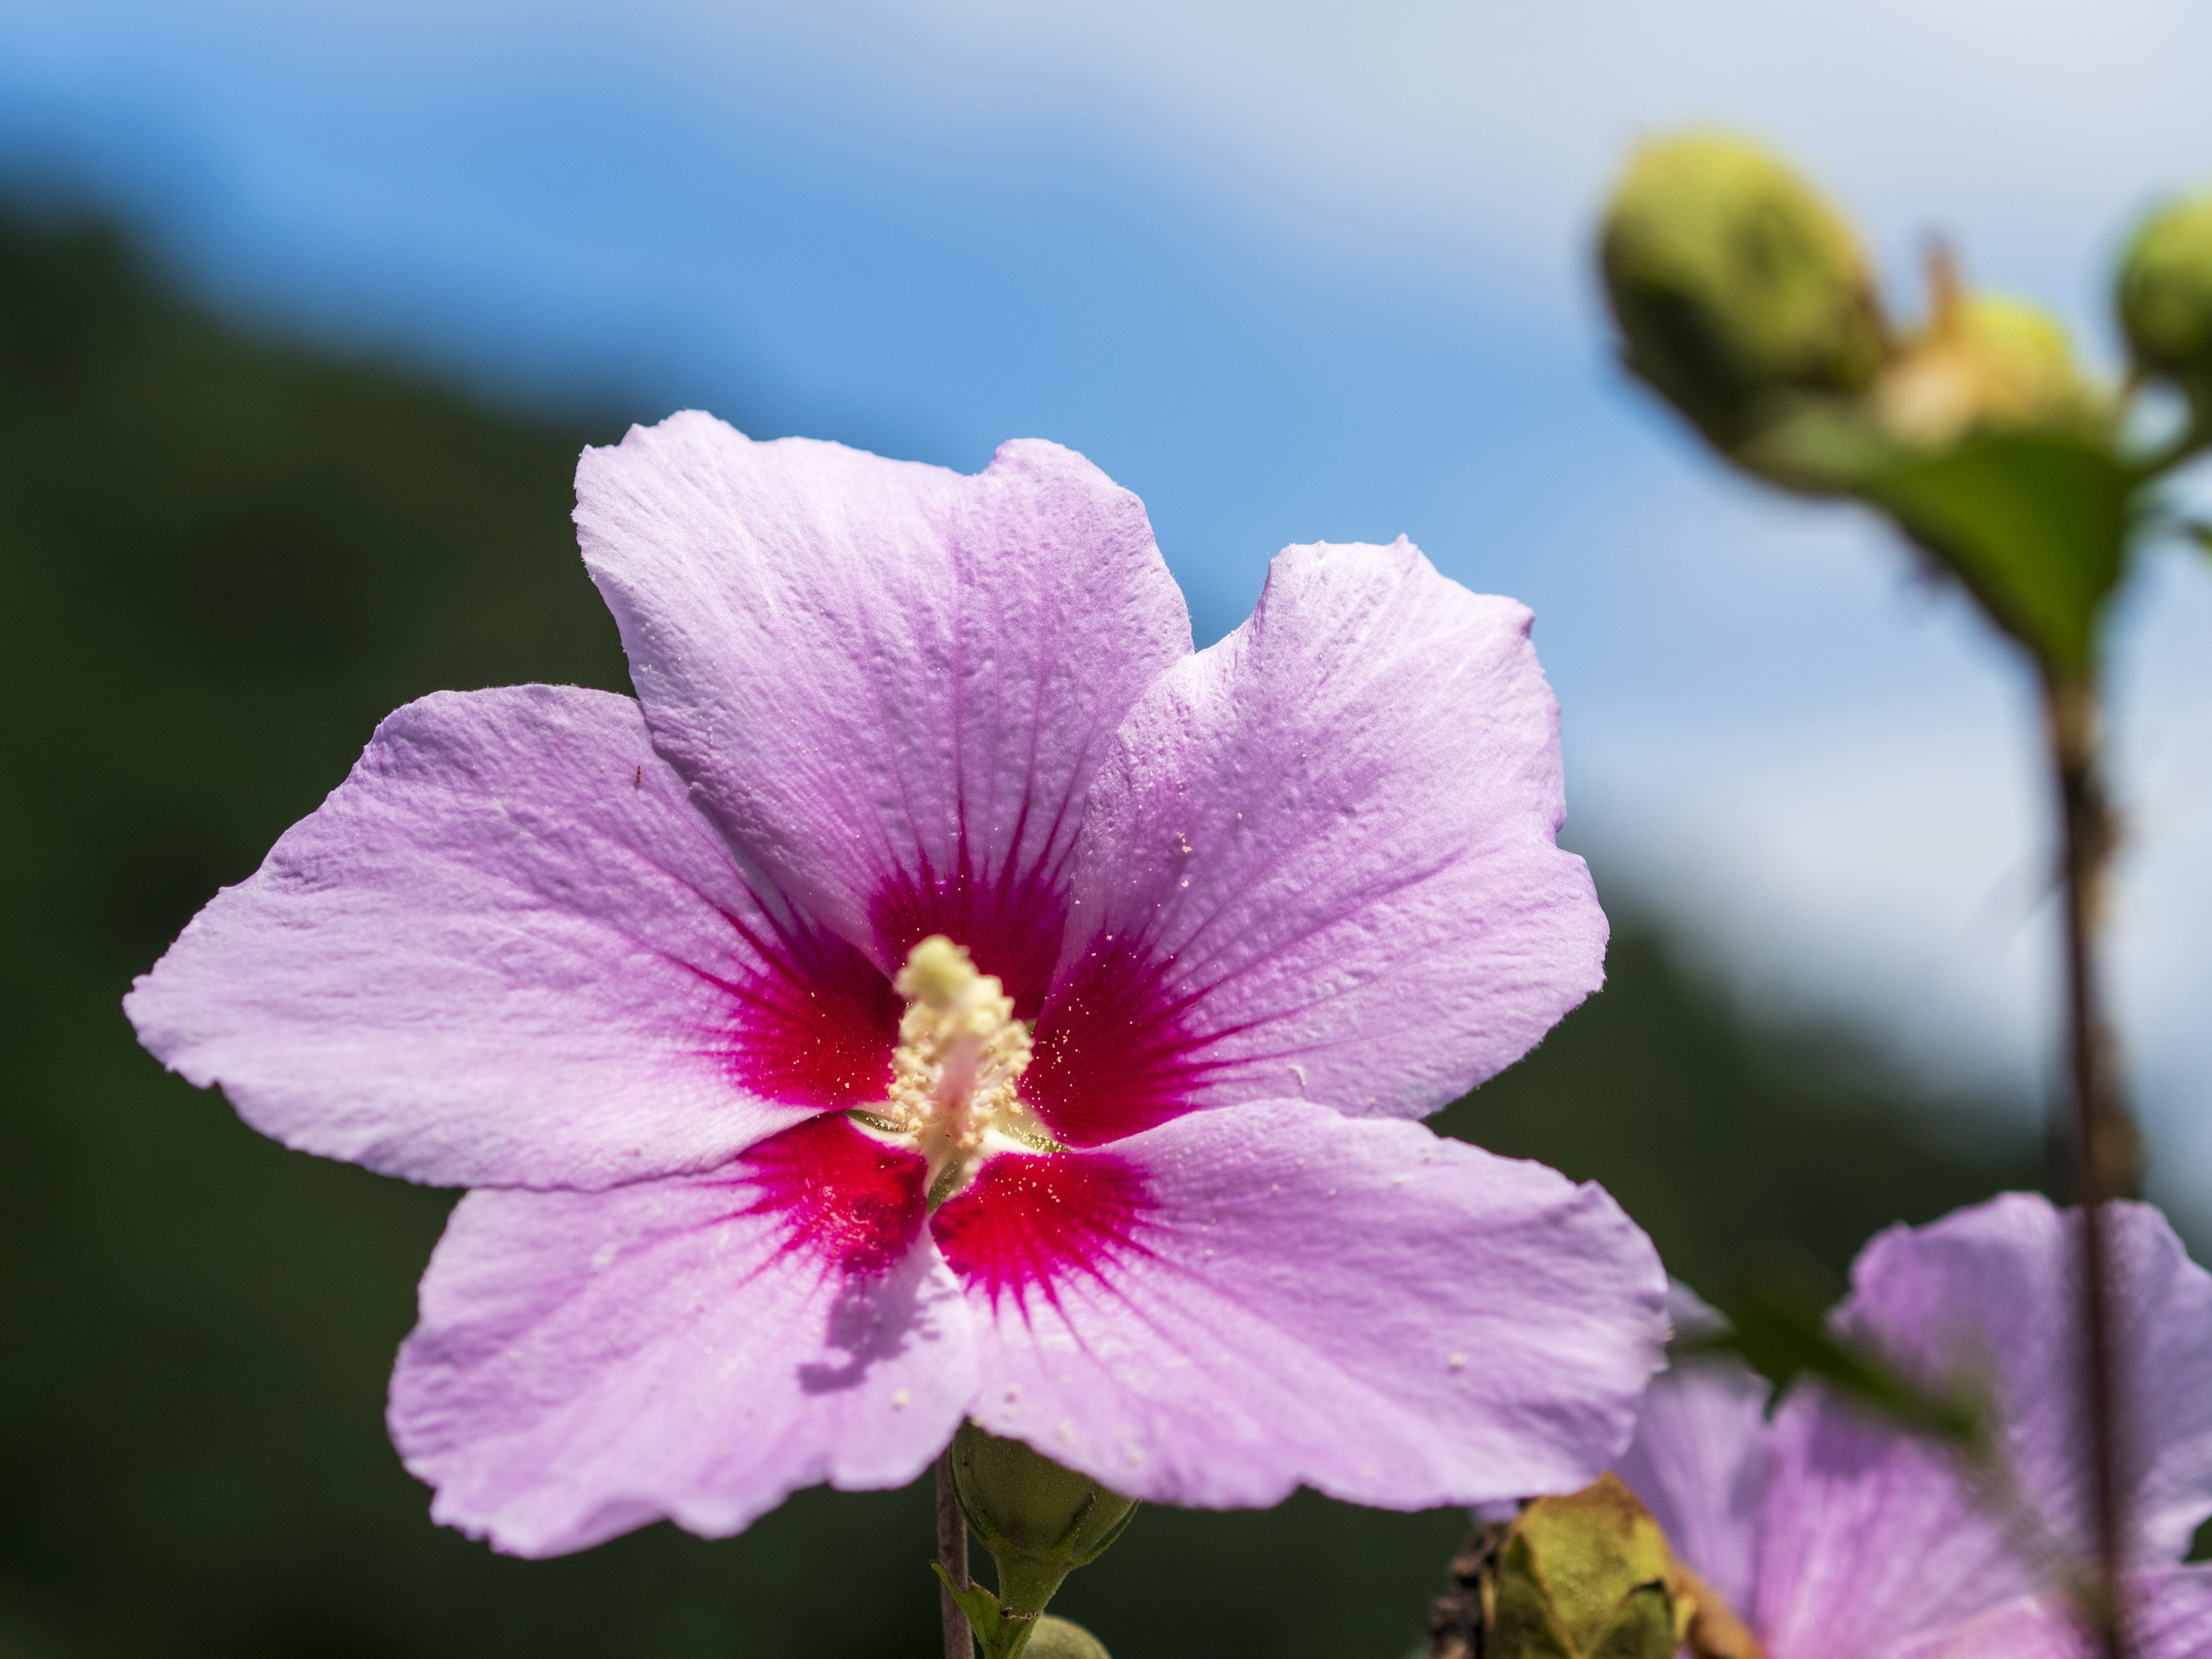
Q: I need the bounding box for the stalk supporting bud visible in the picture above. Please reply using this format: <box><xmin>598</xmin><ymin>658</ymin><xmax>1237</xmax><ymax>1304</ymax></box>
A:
<box><xmin>2118</xmin><ymin>190</ymin><xmax>2212</xmax><ymax>407</ymax></box>
<box><xmin>1600</xmin><ymin>131</ymin><xmax>1887</xmax><ymax>456</ymax></box>
<box><xmin>949</xmin><ymin>1421</ymin><xmax>1138</xmax><ymax>1654</ymax></box>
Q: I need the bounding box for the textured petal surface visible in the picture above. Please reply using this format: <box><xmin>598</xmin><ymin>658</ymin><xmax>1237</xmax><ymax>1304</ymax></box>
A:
<box><xmin>1840</xmin><ymin>1195</ymin><xmax>2212</xmax><ymax>1567</ymax></box>
<box><xmin>127</xmin><ymin>686</ymin><xmax>892</xmax><ymax>1188</ymax></box>
<box><xmin>1028</xmin><ymin>538</ymin><xmax>1603</xmax><ymax>1144</ymax></box>
<box><xmin>2127</xmin><ymin>1569</ymin><xmax>2212</xmax><ymax>1659</ymax></box>
<box><xmin>575</xmin><ymin>415</ymin><xmax>1191</xmax><ymax>1012</ymax></box>
<box><xmin>1753</xmin><ymin>1195</ymin><xmax>2212</xmax><ymax>1659</ymax></box>
<box><xmin>1613</xmin><ymin>1286</ymin><xmax>1774</xmax><ymax>1613</ymax></box>
<box><xmin>1751</xmin><ymin>1383</ymin><xmax>2025</xmax><ymax>1659</ymax></box>
<box><xmin>945</xmin><ymin>1102</ymin><xmax>1666</xmax><ymax>1510</ymax></box>
<box><xmin>1885</xmin><ymin>1568</ymin><xmax>2212</xmax><ymax>1659</ymax></box>
<box><xmin>391</xmin><ymin>1115</ymin><xmax>974</xmax><ymax>1556</ymax></box>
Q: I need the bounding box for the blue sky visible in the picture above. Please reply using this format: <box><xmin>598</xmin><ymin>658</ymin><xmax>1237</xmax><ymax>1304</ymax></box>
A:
<box><xmin>5</xmin><ymin>0</ymin><xmax>2210</xmax><ymax>1199</ymax></box>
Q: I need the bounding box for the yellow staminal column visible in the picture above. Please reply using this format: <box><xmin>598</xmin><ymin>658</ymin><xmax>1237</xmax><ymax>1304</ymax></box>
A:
<box><xmin>874</xmin><ymin>935</ymin><xmax>1051</xmax><ymax>1203</ymax></box>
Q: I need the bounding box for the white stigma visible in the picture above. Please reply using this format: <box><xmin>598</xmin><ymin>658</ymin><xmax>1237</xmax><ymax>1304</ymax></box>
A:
<box><xmin>865</xmin><ymin>935</ymin><xmax>1052</xmax><ymax>1202</ymax></box>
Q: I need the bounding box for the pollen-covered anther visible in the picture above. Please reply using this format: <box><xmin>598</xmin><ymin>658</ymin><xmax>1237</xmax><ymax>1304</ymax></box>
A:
<box><xmin>876</xmin><ymin>935</ymin><xmax>1050</xmax><ymax>1199</ymax></box>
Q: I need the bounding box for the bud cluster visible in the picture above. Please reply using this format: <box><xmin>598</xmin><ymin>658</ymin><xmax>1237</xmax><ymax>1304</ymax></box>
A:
<box><xmin>1599</xmin><ymin>131</ymin><xmax>2141</xmax><ymax>491</ymax></box>
<box><xmin>1599</xmin><ymin>129</ymin><xmax>2212</xmax><ymax>673</ymax></box>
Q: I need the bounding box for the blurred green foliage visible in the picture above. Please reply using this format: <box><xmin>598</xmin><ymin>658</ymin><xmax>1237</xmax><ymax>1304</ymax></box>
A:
<box><xmin>0</xmin><ymin>210</ymin><xmax>2047</xmax><ymax>1658</ymax></box>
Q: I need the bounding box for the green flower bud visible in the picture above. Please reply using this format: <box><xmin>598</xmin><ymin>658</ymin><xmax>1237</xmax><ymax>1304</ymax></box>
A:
<box><xmin>1023</xmin><ymin>1616</ymin><xmax>1112</xmax><ymax>1659</ymax></box>
<box><xmin>1487</xmin><ymin>1475</ymin><xmax>1690</xmax><ymax>1659</ymax></box>
<box><xmin>2118</xmin><ymin>190</ymin><xmax>2212</xmax><ymax>397</ymax></box>
<box><xmin>1600</xmin><ymin>131</ymin><xmax>1888</xmax><ymax>453</ymax></box>
<box><xmin>950</xmin><ymin>1422</ymin><xmax>1138</xmax><ymax>1620</ymax></box>
<box><xmin>1873</xmin><ymin>285</ymin><xmax>2112</xmax><ymax>450</ymax></box>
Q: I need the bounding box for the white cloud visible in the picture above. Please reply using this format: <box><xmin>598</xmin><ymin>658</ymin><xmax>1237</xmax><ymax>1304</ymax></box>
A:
<box><xmin>623</xmin><ymin>0</ymin><xmax>2212</xmax><ymax>316</ymax></box>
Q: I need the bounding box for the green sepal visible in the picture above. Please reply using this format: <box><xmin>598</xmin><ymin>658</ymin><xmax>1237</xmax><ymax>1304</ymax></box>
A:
<box><xmin>1729</xmin><ymin>391</ymin><xmax>1895</xmax><ymax>495</ymax></box>
<box><xmin>1488</xmin><ymin>1530</ymin><xmax>1580</xmax><ymax>1659</ymax></box>
<box><xmin>1589</xmin><ymin>1582</ymin><xmax>1680</xmax><ymax>1659</ymax></box>
<box><xmin>1858</xmin><ymin>427</ymin><xmax>2134</xmax><ymax>673</ymax></box>
<box><xmin>949</xmin><ymin>1421</ymin><xmax>1138</xmax><ymax>1628</ymax></box>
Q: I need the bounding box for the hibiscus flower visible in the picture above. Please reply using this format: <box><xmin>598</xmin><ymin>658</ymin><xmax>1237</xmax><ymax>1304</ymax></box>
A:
<box><xmin>1619</xmin><ymin>1194</ymin><xmax>2212</xmax><ymax>1658</ymax></box>
<box><xmin>128</xmin><ymin>414</ymin><xmax>1665</xmax><ymax>1556</ymax></box>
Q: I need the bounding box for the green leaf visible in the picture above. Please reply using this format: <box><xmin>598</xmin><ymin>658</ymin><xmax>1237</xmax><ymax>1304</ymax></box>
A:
<box><xmin>932</xmin><ymin>1563</ymin><xmax>1036</xmax><ymax>1659</ymax></box>
<box><xmin>1685</xmin><ymin>1289</ymin><xmax>1986</xmax><ymax>1451</ymax></box>
<box><xmin>1859</xmin><ymin>429</ymin><xmax>2134</xmax><ymax>672</ymax></box>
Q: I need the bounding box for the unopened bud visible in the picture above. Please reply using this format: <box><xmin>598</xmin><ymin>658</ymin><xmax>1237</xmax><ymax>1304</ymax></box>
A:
<box><xmin>951</xmin><ymin>1422</ymin><xmax>1138</xmax><ymax>1619</ymax></box>
<box><xmin>1600</xmin><ymin>132</ymin><xmax>1887</xmax><ymax>453</ymax></box>
<box><xmin>1874</xmin><ymin>268</ymin><xmax>2111</xmax><ymax>450</ymax></box>
<box><xmin>2118</xmin><ymin>190</ymin><xmax>2212</xmax><ymax>398</ymax></box>
<box><xmin>1024</xmin><ymin>1616</ymin><xmax>1112</xmax><ymax>1659</ymax></box>
<box><xmin>1488</xmin><ymin>1475</ymin><xmax>1689</xmax><ymax>1659</ymax></box>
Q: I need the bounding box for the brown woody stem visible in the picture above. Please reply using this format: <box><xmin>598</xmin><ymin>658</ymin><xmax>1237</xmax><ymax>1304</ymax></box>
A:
<box><xmin>1424</xmin><ymin>1520</ymin><xmax>1506</xmax><ymax>1659</ymax></box>
<box><xmin>939</xmin><ymin>1450</ymin><xmax>974</xmax><ymax>1659</ymax></box>
<box><xmin>2044</xmin><ymin>669</ymin><xmax>2138</xmax><ymax>1659</ymax></box>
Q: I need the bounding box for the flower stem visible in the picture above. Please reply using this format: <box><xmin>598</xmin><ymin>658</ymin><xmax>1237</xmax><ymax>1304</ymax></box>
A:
<box><xmin>939</xmin><ymin>1450</ymin><xmax>975</xmax><ymax>1659</ymax></box>
<box><xmin>2044</xmin><ymin>669</ymin><xmax>2137</xmax><ymax>1659</ymax></box>
<box><xmin>1423</xmin><ymin>1520</ymin><xmax>1506</xmax><ymax>1659</ymax></box>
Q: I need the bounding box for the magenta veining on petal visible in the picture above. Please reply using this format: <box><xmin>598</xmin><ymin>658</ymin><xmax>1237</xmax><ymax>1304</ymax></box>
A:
<box><xmin>931</xmin><ymin>1149</ymin><xmax>1150</xmax><ymax>1315</ymax></box>
<box><xmin>740</xmin><ymin>1113</ymin><xmax>927</xmax><ymax>1277</ymax></box>
<box><xmin>124</xmin><ymin>414</ymin><xmax>1661</xmax><ymax>1556</ymax></box>
<box><xmin>698</xmin><ymin>908</ymin><xmax>897</xmax><ymax>1109</ymax></box>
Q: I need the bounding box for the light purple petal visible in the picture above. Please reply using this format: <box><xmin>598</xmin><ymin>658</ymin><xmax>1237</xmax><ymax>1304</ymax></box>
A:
<box><xmin>1027</xmin><ymin>538</ymin><xmax>1603</xmax><ymax>1144</ymax></box>
<box><xmin>1841</xmin><ymin>1195</ymin><xmax>2212</xmax><ymax>1567</ymax></box>
<box><xmin>1750</xmin><ymin>1195</ymin><xmax>2212</xmax><ymax>1659</ymax></box>
<box><xmin>391</xmin><ymin>1116</ymin><xmax>974</xmax><ymax>1556</ymax></box>
<box><xmin>940</xmin><ymin>1101</ymin><xmax>1666</xmax><ymax>1510</ymax></box>
<box><xmin>2127</xmin><ymin>1567</ymin><xmax>2212</xmax><ymax>1659</ymax></box>
<box><xmin>574</xmin><ymin>415</ymin><xmax>1191</xmax><ymax>1010</ymax></box>
<box><xmin>1613</xmin><ymin>1285</ymin><xmax>1774</xmax><ymax>1613</ymax></box>
<box><xmin>126</xmin><ymin>686</ymin><xmax>893</xmax><ymax>1189</ymax></box>
<box><xmin>1884</xmin><ymin>1567</ymin><xmax>2212</xmax><ymax>1659</ymax></box>
<box><xmin>1883</xmin><ymin>1597</ymin><xmax>2086</xmax><ymax>1659</ymax></box>
<box><xmin>1751</xmin><ymin>1383</ymin><xmax>2028</xmax><ymax>1659</ymax></box>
